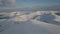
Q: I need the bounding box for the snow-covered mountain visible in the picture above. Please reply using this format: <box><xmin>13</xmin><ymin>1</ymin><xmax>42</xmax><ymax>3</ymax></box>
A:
<box><xmin>0</xmin><ymin>11</ymin><xmax>60</xmax><ymax>34</ymax></box>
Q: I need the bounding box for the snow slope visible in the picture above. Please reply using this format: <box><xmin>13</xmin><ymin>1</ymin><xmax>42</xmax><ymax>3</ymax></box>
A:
<box><xmin>0</xmin><ymin>11</ymin><xmax>60</xmax><ymax>34</ymax></box>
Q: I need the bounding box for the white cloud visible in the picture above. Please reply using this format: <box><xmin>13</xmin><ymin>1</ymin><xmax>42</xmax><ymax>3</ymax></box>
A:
<box><xmin>0</xmin><ymin>0</ymin><xmax>16</xmax><ymax>7</ymax></box>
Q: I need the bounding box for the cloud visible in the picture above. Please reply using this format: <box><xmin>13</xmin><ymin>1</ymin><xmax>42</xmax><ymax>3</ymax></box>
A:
<box><xmin>0</xmin><ymin>0</ymin><xmax>16</xmax><ymax>7</ymax></box>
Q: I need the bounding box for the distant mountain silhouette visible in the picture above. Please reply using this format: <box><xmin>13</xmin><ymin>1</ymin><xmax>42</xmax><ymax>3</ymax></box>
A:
<box><xmin>0</xmin><ymin>15</ymin><xmax>10</xmax><ymax>19</ymax></box>
<box><xmin>55</xmin><ymin>13</ymin><xmax>60</xmax><ymax>16</ymax></box>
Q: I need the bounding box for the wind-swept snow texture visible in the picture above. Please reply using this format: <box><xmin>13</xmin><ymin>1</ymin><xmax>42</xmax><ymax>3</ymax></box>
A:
<box><xmin>0</xmin><ymin>11</ymin><xmax>60</xmax><ymax>34</ymax></box>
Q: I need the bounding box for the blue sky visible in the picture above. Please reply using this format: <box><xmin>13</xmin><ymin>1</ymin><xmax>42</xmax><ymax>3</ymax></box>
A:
<box><xmin>16</xmin><ymin>0</ymin><xmax>60</xmax><ymax>7</ymax></box>
<box><xmin>0</xmin><ymin>0</ymin><xmax>60</xmax><ymax>11</ymax></box>
<box><xmin>12</xmin><ymin>0</ymin><xmax>60</xmax><ymax>11</ymax></box>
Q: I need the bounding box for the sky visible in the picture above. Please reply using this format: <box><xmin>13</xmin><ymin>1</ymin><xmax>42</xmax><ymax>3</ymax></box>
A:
<box><xmin>16</xmin><ymin>0</ymin><xmax>60</xmax><ymax>11</ymax></box>
<box><xmin>0</xmin><ymin>0</ymin><xmax>60</xmax><ymax>11</ymax></box>
<box><xmin>16</xmin><ymin>0</ymin><xmax>60</xmax><ymax>7</ymax></box>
